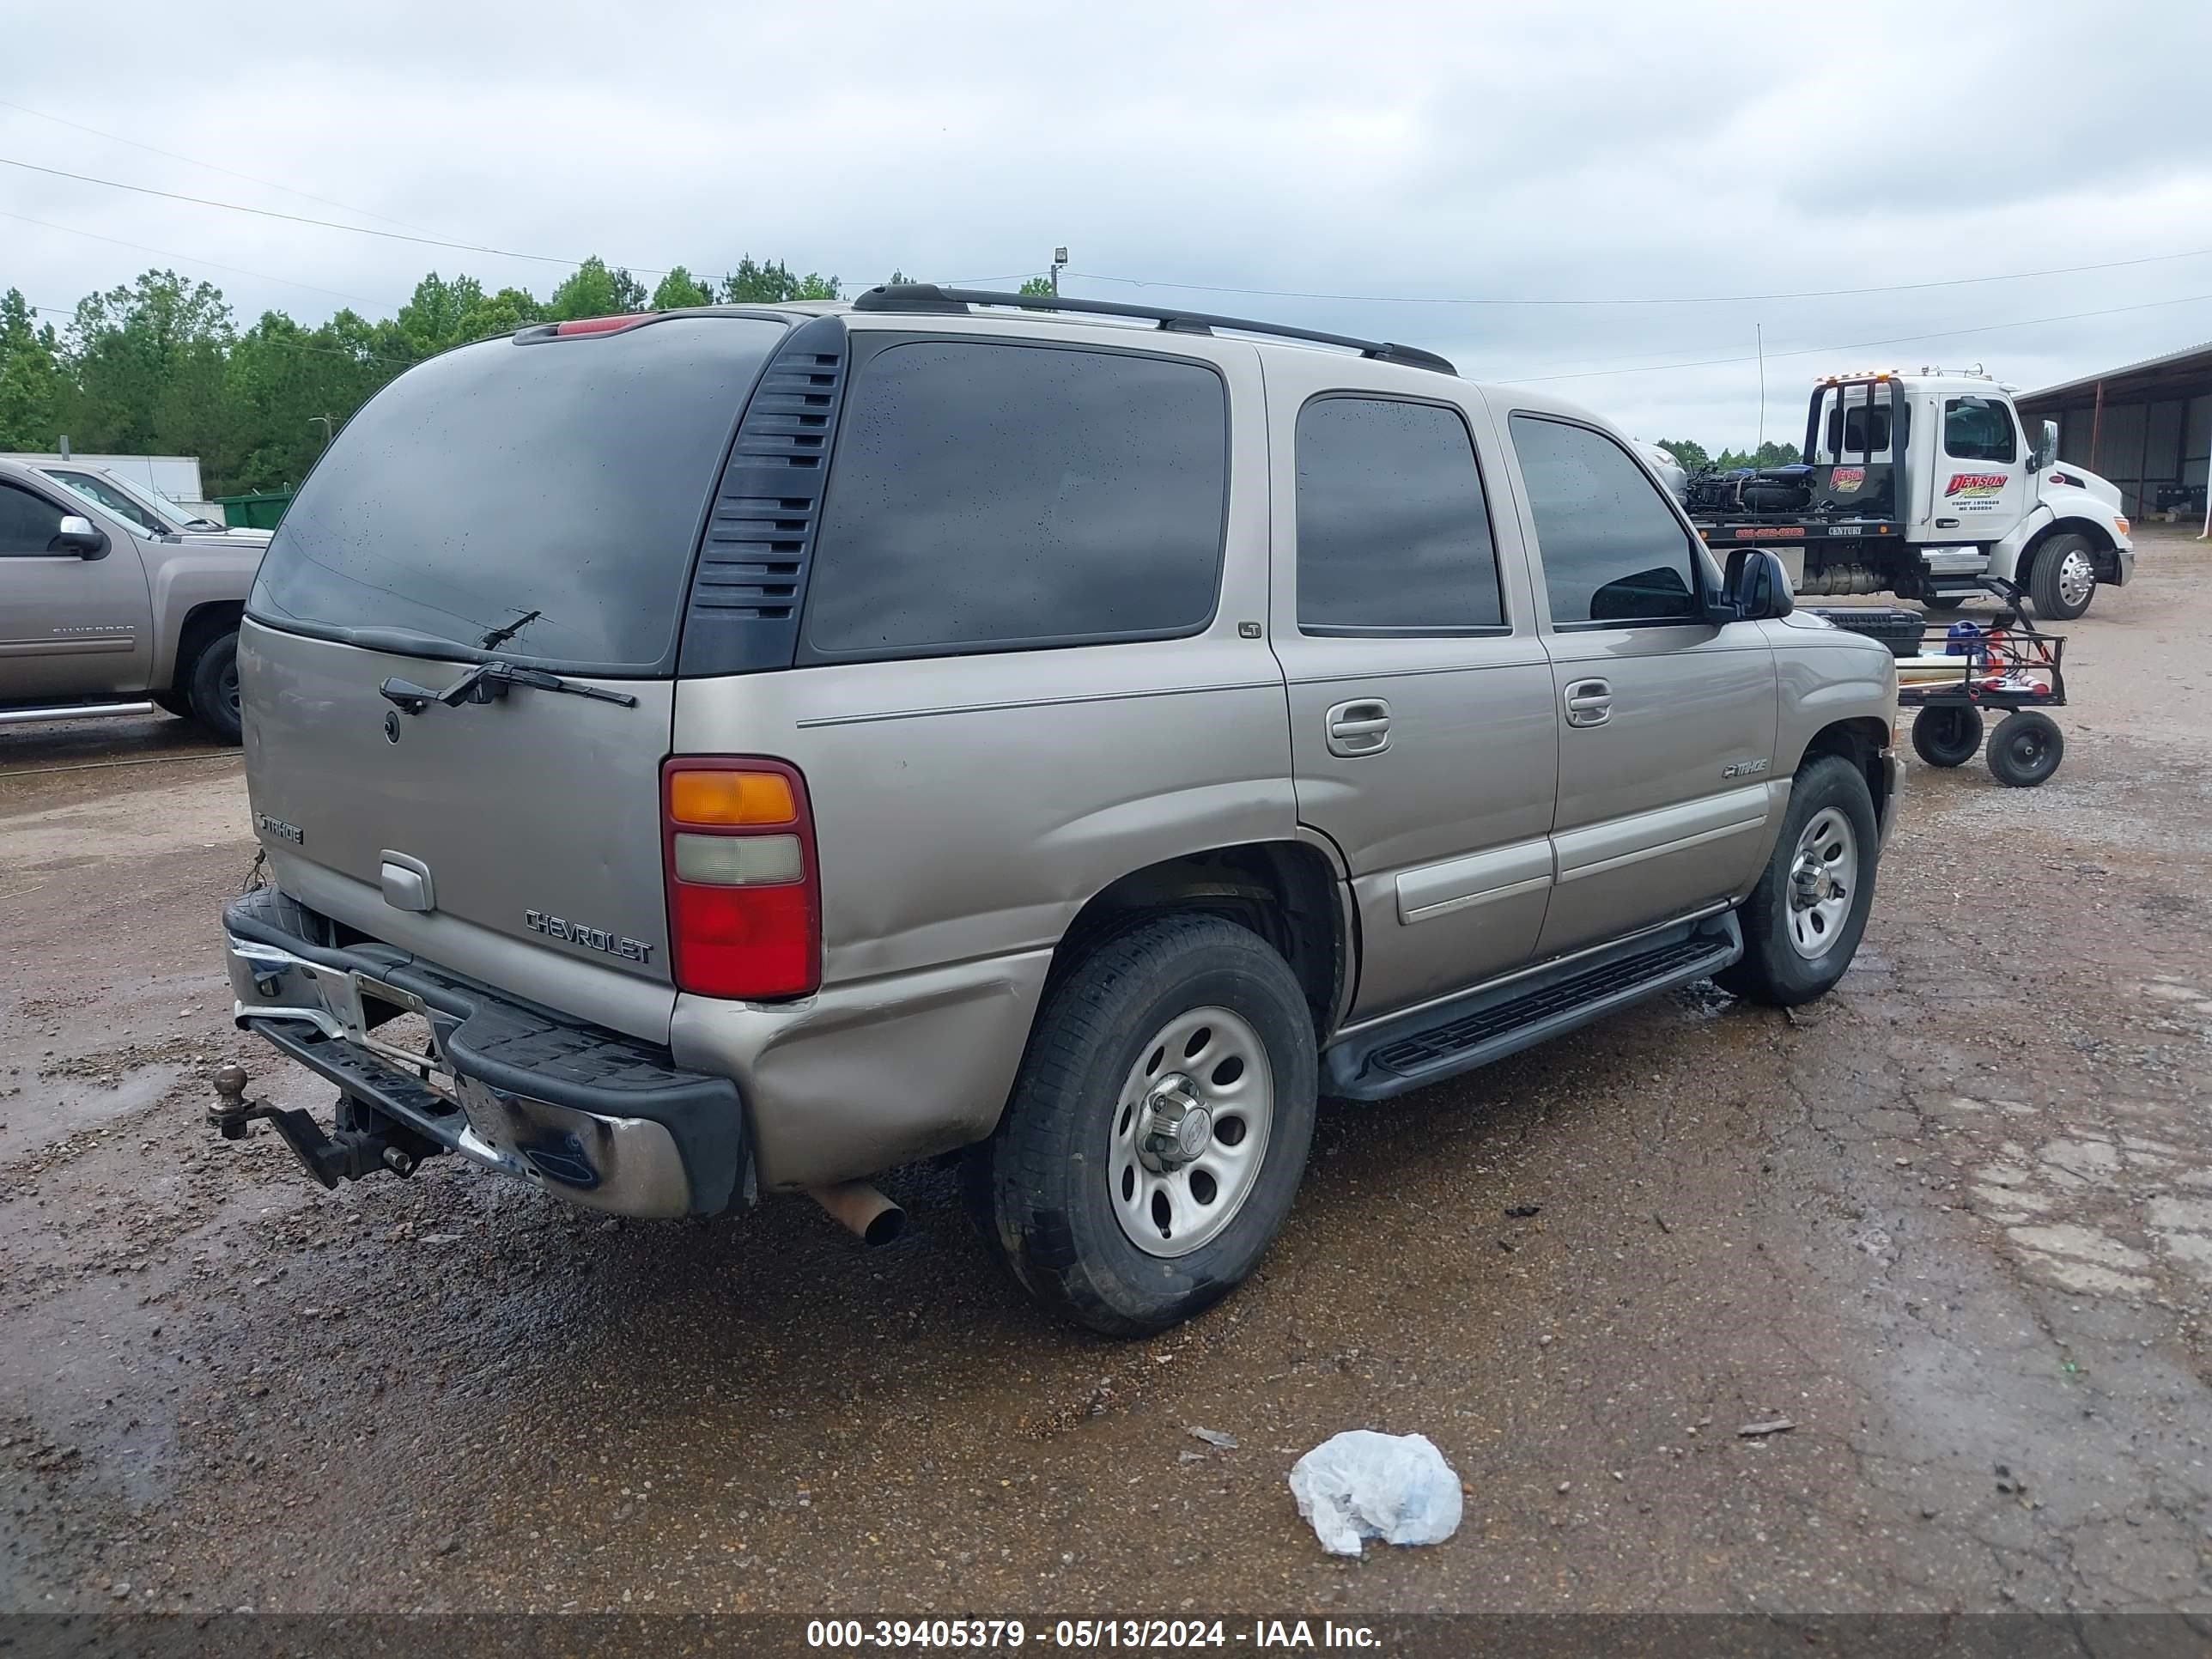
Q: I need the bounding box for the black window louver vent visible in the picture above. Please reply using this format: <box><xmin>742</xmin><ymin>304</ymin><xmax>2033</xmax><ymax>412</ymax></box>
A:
<box><xmin>678</xmin><ymin>314</ymin><xmax>849</xmax><ymax>675</ymax></box>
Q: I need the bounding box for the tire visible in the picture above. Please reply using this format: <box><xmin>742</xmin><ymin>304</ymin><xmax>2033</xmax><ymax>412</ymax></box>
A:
<box><xmin>1911</xmin><ymin>703</ymin><xmax>1984</xmax><ymax>768</ymax></box>
<box><xmin>185</xmin><ymin>629</ymin><xmax>242</xmax><ymax>744</ymax></box>
<box><xmin>1717</xmin><ymin>755</ymin><xmax>1881</xmax><ymax>1007</ymax></box>
<box><xmin>1921</xmin><ymin>594</ymin><xmax>1965</xmax><ymax>612</ymax></box>
<box><xmin>2027</xmin><ymin>532</ymin><xmax>2097</xmax><ymax>621</ymax></box>
<box><xmin>968</xmin><ymin>914</ymin><xmax>1318</xmax><ymax>1336</ymax></box>
<box><xmin>1987</xmin><ymin>710</ymin><xmax>2063</xmax><ymax>787</ymax></box>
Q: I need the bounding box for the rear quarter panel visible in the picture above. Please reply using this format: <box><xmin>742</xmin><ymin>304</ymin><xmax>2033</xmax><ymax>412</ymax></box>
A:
<box><xmin>668</xmin><ymin>330</ymin><xmax>1292</xmax><ymax>1186</ymax></box>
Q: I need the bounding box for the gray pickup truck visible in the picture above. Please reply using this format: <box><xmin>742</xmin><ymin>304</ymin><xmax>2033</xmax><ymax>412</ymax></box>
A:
<box><xmin>216</xmin><ymin>288</ymin><xmax>1900</xmax><ymax>1334</ymax></box>
<box><xmin>0</xmin><ymin>454</ymin><xmax>260</xmax><ymax>741</ymax></box>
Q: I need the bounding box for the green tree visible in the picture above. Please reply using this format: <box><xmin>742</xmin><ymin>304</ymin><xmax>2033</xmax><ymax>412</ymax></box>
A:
<box><xmin>719</xmin><ymin>256</ymin><xmax>838</xmax><ymax>304</ymax></box>
<box><xmin>650</xmin><ymin>266</ymin><xmax>714</xmax><ymax>310</ymax></box>
<box><xmin>1656</xmin><ymin>439</ymin><xmax>1710</xmax><ymax>471</ymax></box>
<box><xmin>58</xmin><ymin>270</ymin><xmax>234</xmax><ymax>466</ymax></box>
<box><xmin>459</xmin><ymin>285</ymin><xmax>547</xmax><ymax>340</ymax></box>
<box><xmin>1712</xmin><ymin>440</ymin><xmax>1803</xmax><ymax>471</ymax></box>
<box><xmin>394</xmin><ymin>272</ymin><xmax>491</xmax><ymax>356</ymax></box>
<box><xmin>0</xmin><ymin>289</ymin><xmax>63</xmax><ymax>449</ymax></box>
<box><xmin>547</xmin><ymin>256</ymin><xmax>649</xmax><ymax>321</ymax></box>
<box><xmin>1017</xmin><ymin>275</ymin><xmax>1054</xmax><ymax>296</ymax></box>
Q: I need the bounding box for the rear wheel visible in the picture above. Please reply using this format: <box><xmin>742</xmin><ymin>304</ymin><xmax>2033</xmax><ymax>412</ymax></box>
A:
<box><xmin>1717</xmin><ymin>756</ymin><xmax>1880</xmax><ymax>1007</ymax></box>
<box><xmin>1921</xmin><ymin>593</ymin><xmax>1965</xmax><ymax>612</ymax></box>
<box><xmin>968</xmin><ymin>914</ymin><xmax>1317</xmax><ymax>1336</ymax></box>
<box><xmin>185</xmin><ymin>629</ymin><xmax>242</xmax><ymax>744</ymax></box>
<box><xmin>1987</xmin><ymin>710</ymin><xmax>2063</xmax><ymax>787</ymax></box>
<box><xmin>2027</xmin><ymin>533</ymin><xmax>2097</xmax><ymax>620</ymax></box>
<box><xmin>1911</xmin><ymin>703</ymin><xmax>1984</xmax><ymax>768</ymax></box>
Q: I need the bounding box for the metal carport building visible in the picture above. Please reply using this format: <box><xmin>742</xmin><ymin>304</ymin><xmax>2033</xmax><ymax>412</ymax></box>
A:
<box><xmin>2015</xmin><ymin>340</ymin><xmax>2212</xmax><ymax>524</ymax></box>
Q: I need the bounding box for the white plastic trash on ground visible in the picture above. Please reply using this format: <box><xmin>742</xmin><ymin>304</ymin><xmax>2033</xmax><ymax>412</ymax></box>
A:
<box><xmin>1287</xmin><ymin>1431</ymin><xmax>1462</xmax><ymax>1557</ymax></box>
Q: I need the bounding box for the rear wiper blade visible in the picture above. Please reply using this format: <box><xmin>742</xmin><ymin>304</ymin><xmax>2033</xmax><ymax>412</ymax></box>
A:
<box><xmin>380</xmin><ymin>659</ymin><xmax>638</xmax><ymax>714</ymax></box>
<box><xmin>478</xmin><ymin>609</ymin><xmax>542</xmax><ymax>649</ymax></box>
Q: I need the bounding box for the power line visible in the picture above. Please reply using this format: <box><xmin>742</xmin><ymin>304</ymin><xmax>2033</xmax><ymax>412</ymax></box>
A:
<box><xmin>0</xmin><ymin>155</ymin><xmax>672</xmax><ymax>276</ymax></box>
<box><xmin>1068</xmin><ymin>247</ymin><xmax>2212</xmax><ymax>308</ymax></box>
<box><xmin>0</xmin><ymin>210</ymin><xmax>401</xmax><ymax>309</ymax></box>
<box><xmin>1497</xmin><ymin>290</ymin><xmax>2212</xmax><ymax>384</ymax></box>
<box><xmin>0</xmin><ymin>97</ymin><xmax>446</xmax><ymax>239</ymax></box>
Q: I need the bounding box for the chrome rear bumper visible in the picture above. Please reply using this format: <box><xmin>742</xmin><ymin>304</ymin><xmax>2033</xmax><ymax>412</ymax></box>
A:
<box><xmin>221</xmin><ymin>889</ymin><xmax>749</xmax><ymax>1218</ymax></box>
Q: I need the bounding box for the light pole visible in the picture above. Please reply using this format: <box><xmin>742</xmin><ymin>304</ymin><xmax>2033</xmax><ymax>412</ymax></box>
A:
<box><xmin>309</xmin><ymin>415</ymin><xmax>337</xmax><ymax>449</ymax></box>
<box><xmin>1050</xmin><ymin>246</ymin><xmax>1067</xmax><ymax>297</ymax></box>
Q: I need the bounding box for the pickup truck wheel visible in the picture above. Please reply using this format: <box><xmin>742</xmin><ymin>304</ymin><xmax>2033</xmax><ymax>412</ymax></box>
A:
<box><xmin>1987</xmin><ymin>710</ymin><xmax>2063</xmax><ymax>787</ymax></box>
<box><xmin>1717</xmin><ymin>755</ymin><xmax>1880</xmax><ymax>1007</ymax></box>
<box><xmin>1911</xmin><ymin>703</ymin><xmax>1983</xmax><ymax>767</ymax></box>
<box><xmin>1920</xmin><ymin>594</ymin><xmax>1964</xmax><ymax>612</ymax></box>
<box><xmin>2027</xmin><ymin>533</ymin><xmax>2097</xmax><ymax>620</ymax></box>
<box><xmin>969</xmin><ymin>914</ymin><xmax>1317</xmax><ymax>1336</ymax></box>
<box><xmin>185</xmin><ymin>629</ymin><xmax>243</xmax><ymax>744</ymax></box>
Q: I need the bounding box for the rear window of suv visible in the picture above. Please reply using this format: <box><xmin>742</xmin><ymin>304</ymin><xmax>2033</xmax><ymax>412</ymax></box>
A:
<box><xmin>248</xmin><ymin>317</ymin><xmax>787</xmax><ymax>671</ymax></box>
<box><xmin>800</xmin><ymin>339</ymin><xmax>1229</xmax><ymax>660</ymax></box>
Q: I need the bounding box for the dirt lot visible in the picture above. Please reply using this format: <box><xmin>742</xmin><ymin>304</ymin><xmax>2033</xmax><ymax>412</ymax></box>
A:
<box><xmin>4</xmin><ymin>529</ymin><xmax>2211</xmax><ymax>1625</ymax></box>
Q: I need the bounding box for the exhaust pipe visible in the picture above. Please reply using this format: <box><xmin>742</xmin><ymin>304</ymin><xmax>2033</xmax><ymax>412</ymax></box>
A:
<box><xmin>809</xmin><ymin>1181</ymin><xmax>906</xmax><ymax>1248</ymax></box>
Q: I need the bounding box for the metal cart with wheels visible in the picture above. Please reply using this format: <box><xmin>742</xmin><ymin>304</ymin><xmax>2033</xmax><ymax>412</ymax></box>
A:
<box><xmin>1893</xmin><ymin>577</ymin><xmax>2068</xmax><ymax>787</ymax></box>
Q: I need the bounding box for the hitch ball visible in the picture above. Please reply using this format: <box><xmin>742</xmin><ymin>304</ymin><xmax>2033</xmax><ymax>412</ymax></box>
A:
<box><xmin>209</xmin><ymin>1064</ymin><xmax>253</xmax><ymax>1139</ymax></box>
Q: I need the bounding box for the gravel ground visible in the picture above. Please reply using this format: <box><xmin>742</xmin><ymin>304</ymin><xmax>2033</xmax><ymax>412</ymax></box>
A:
<box><xmin>3</xmin><ymin>528</ymin><xmax>2210</xmax><ymax>1625</ymax></box>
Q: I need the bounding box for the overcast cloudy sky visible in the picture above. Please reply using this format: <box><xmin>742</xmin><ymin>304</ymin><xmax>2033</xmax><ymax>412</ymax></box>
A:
<box><xmin>5</xmin><ymin>0</ymin><xmax>2209</xmax><ymax>448</ymax></box>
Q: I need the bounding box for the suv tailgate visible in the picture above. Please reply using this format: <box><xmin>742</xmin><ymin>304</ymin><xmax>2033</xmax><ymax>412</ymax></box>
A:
<box><xmin>240</xmin><ymin>621</ymin><xmax>680</xmax><ymax>1041</ymax></box>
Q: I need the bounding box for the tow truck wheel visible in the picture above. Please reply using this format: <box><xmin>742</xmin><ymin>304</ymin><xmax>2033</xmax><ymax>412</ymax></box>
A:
<box><xmin>1911</xmin><ymin>704</ymin><xmax>1983</xmax><ymax>768</ymax></box>
<box><xmin>2027</xmin><ymin>533</ymin><xmax>2097</xmax><ymax>621</ymax></box>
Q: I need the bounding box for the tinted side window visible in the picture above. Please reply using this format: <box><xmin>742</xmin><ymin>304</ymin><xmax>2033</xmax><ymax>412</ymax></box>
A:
<box><xmin>0</xmin><ymin>482</ymin><xmax>66</xmax><ymax>556</ymax></box>
<box><xmin>1945</xmin><ymin>397</ymin><xmax>2016</xmax><ymax>462</ymax></box>
<box><xmin>1296</xmin><ymin>397</ymin><xmax>1504</xmax><ymax>632</ymax></box>
<box><xmin>1509</xmin><ymin>415</ymin><xmax>1701</xmax><ymax>626</ymax></box>
<box><xmin>804</xmin><ymin>341</ymin><xmax>1226</xmax><ymax>659</ymax></box>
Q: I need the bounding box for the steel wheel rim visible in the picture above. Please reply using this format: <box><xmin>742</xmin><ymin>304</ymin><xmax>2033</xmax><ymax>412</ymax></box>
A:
<box><xmin>1109</xmin><ymin>1006</ymin><xmax>1273</xmax><ymax>1259</ymax></box>
<box><xmin>2009</xmin><ymin>726</ymin><xmax>2049</xmax><ymax>769</ymax></box>
<box><xmin>2057</xmin><ymin>549</ymin><xmax>2094</xmax><ymax>609</ymax></box>
<box><xmin>1785</xmin><ymin>807</ymin><xmax>1856</xmax><ymax>961</ymax></box>
<box><xmin>219</xmin><ymin>661</ymin><xmax>240</xmax><ymax>720</ymax></box>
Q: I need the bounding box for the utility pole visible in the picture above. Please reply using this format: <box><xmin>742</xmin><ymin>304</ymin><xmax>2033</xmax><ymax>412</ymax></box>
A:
<box><xmin>1050</xmin><ymin>246</ymin><xmax>1068</xmax><ymax>296</ymax></box>
<box><xmin>309</xmin><ymin>415</ymin><xmax>337</xmax><ymax>448</ymax></box>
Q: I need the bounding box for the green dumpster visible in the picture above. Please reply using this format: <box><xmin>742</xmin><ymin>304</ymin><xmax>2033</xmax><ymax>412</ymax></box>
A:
<box><xmin>216</xmin><ymin>491</ymin><xmax>293</xmax><ymax>531</ymax></box>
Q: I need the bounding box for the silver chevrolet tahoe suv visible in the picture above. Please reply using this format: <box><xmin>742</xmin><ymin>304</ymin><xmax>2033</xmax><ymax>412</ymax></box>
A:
<box><xmin>218</xmin><ymin>285</ymin><xmax>1899</xmax><ymax>1335</ymax></box>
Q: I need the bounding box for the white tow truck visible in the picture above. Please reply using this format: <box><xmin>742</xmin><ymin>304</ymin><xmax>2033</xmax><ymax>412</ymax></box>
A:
<box><xmin>1678</xmin><ymin>369</ymin><xmax>2135</xmax><ymax>618</ymax></box>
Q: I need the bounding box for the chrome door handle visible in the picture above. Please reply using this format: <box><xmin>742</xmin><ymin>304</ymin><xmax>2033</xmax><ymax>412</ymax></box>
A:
<box><xmin>1325</xmin><ymin>698</ymin><xmax>1391</xmax><ymax>757</ymax></box>
<box><xmin>1564</xmin><ymin>678</ymin><xmax>1613</xmax><ymax>728</ymax></box>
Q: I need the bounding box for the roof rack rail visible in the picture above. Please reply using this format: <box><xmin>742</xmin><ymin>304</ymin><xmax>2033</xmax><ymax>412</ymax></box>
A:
<box><xmin>848</xmin><ymin>283</ymin><xmax>1457</xmax><ymax>376</ymax></box>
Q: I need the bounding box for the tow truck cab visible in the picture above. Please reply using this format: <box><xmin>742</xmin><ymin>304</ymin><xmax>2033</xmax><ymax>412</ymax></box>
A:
<box><xmin>1686</xmin><ymin>371</ymin><xmax>2134</xmax><ymax>618</ymax></box>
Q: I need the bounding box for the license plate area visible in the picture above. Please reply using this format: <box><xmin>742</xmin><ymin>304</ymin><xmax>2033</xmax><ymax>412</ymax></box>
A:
<box><xmin>346</xmin><ymin>973</ymin><xmax>458</xmax><ymax>1097</ymax></box>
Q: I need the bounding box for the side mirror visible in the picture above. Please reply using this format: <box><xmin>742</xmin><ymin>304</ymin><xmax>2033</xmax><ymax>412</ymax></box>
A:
<box><xmin>55</xmin><ymin>514</ymin><xmax>108</xmax><ymax>558</ymax></box>
<box><xmin>1723</xmin><ymin>548</ymin><xmax>1795</xmax><ymax>621</ymax></box>
<box><xmin>2032</xmin><ymin>418</ymin><xmax>2058</xmax><ymax>472</ymax></box>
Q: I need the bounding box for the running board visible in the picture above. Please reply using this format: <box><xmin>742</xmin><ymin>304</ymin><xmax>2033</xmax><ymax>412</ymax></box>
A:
<box><xmin>0</xmin><ymin>701</ymin><xmax>156</xmax><ymax>726</ymax></box>
<box><xmin>1322</xmin><ymin>912</ymin><xmax>1742</xmax><ymax>1101</ymax></box>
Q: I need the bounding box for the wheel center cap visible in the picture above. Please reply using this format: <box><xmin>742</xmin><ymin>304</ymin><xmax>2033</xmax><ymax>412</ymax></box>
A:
<box><xmin>1140</xmin><ymin>1074</ymin><xmax>1212</xmax><ymax>1170</ymax></box>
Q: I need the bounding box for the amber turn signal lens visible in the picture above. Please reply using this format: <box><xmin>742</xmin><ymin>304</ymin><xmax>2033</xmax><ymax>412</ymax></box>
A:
<box><xmin>668</xmin><ymin>769</ymin><xmax>796</xmax><ymax>826</ymax></box>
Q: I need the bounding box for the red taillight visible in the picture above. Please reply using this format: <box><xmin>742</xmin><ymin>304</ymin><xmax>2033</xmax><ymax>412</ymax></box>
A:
<box><xmin>554</xmin><ymin>313</ymin><xmax>655</xmax><ymax>336</ymax></box>
<box><xmin>662</xmin><ymin>757</ymin><xmax>819</xmax><ymax>999</ymax></box>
